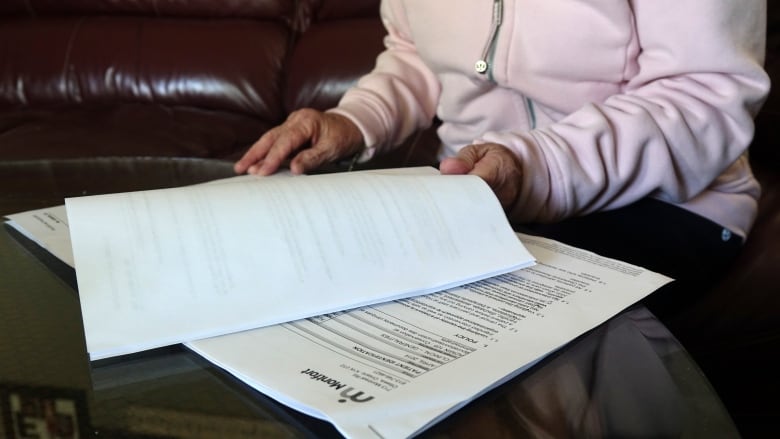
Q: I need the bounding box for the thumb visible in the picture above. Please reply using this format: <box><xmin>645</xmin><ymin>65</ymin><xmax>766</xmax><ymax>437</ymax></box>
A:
<box><xmin>439</xmin><ymin>144</ymin><xmax>484</xmax><ymax>175</ymax></box>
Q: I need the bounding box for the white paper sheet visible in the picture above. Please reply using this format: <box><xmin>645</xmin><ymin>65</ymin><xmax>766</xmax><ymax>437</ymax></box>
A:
<box><xmin>5</xmin><ymin>205</ymin><xmax>75</xmax><ymax>266</ymax></box>
<box><xmin>63</xmin><ymin>169</ymin><xmax>535</xmax><ymax>359</ymax></box>
<box><xmin>2</xmin><ymin>174</ymin><xmax>292</xmax><ymax>268</ymax></box>
<box><xmin>187</xmin><ymin>234</ymin><xmax>672</xmax><ymax>438</ymax></box>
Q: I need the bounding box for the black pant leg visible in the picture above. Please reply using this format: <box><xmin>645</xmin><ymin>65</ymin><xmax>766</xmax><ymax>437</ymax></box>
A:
<box><xmin>518</xmin><ymin>198</ymin><xmax>743</xmax><ymax>324</ymax></box>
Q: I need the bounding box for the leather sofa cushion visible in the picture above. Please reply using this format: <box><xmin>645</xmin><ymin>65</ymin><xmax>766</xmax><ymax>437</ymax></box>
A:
<box><xmin>0</xmin><ymin>104</ymin><xmax>266</xmax><ymax>160</ymax></box>
<box><xmin>0</xmin><ymin>0</ymin><xmax>293</xmax><ymax>19</ymax></box>
<box><xmin>285</xmin><ymin>18</ymin><xmax>385</xmax><ymax>112</ymax></box>
<box><xmin>0</xmin><ymin>17</ymin><xmax>288</xmax><ymax>120</ymax></box>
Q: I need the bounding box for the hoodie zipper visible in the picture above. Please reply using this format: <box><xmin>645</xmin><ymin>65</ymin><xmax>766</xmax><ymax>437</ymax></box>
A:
<box><xmin>475</xmin><ymin>0</ymin><xmax>538</xmax><ymax>129</ymax></box>
<box><xmin>475</xmin><ymin>0</ymin><xmax>503</xmax><ymax>81</ymax></box>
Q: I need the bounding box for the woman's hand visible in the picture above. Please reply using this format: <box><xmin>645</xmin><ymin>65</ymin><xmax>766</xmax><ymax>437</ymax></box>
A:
<box><xmin>439</xmin><ymin>143</ymin><xmax>523</xmax><ymax>210</ymax></box>
<box><xmin>234</xmin><ymin>109</ymin><xmax>364</xmax><ymax>176</ymax></box>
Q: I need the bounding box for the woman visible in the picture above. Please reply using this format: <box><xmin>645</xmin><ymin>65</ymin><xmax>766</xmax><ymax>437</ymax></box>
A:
<box><xmin>235</xmin><ymin>0</ymin><xmax>770</xmax><ymax>321</ymax></box>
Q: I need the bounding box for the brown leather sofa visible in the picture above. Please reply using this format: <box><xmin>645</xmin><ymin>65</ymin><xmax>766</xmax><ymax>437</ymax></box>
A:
<box><xmin>1</xmin><ymin>0</ymin><xmax>777</xmax><ymax>435</ymax></box>
<box><xmin>0</xmin><ymin>0</ymin><xmax>434</xmax><ymax>167</ymax></box>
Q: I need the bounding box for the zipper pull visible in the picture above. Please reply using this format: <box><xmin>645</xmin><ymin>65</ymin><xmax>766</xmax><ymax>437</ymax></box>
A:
<box><xmin>475</xmin><ymin>60</ymin><xmax>489</xmax><ymax>74</ymax></box>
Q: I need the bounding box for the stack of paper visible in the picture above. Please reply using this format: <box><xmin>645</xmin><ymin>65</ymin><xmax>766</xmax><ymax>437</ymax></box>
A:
<box><xmin>4</xmin><ymin>168</ymin><xmax>672</xmax><ymax>438</ymax></box>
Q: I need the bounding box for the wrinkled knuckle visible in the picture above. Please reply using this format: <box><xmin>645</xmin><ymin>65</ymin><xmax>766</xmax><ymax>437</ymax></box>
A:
<box><xmin>292</xmin><ymin>108</ymin><xmax>318</xmax><ymax>121</ymax></box>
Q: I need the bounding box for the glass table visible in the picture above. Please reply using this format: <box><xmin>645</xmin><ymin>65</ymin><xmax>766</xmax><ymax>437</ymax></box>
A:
<box><xmin>0</xmin><ymin>158</ymin><xmax>739</xmax><ymax>438</ymax></box>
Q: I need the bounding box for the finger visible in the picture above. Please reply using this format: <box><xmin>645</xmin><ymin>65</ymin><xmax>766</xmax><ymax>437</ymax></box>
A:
<box><xmin>236</xmin><ymin>109</ymin><xmax>324</xmax><ymax>175</ymax></box>
<box><xmin>445</xmin><ymin>143</ymin><xmax>521</xmax><ymax>208</ymax></box>
<box><xmin>290</xmin><ymin>145</ymin><xmax>333</xmax><ymax>175</ymax></box>
<box><xmin>468</xmin><ymin>148</ymin><xmax>505</xmax><ymax>184</ymax></box>
<box><xmin>255</xmin><ymin>128</ymin><xmax>310</xmax><ymax>175</ymax></box>
<box><xmin>234</xmin><ymin>129</ymin><xmax>280</xmax><ymax>174</ymax></box>
<box><xmin>292</xmin><ymin>135</ymin><xmax>358</xmax><ymax>174</ymax></box>
<box><xmin>257</xmin><ymin>109</ymin><xmax>338</xmax><ymax>175</ymax></box>
<box><xmin>468</xmin><ymin>147</ymin><xmax>521</xmax><ymax>208</ymax></box>
<box><xmin>441</xmin><ymin>143</ymin><xmax>492</xmax><ymax>174</ymax></box>
<box><xmin>439</xmin><ymin>157</ymin><xmax>473</xmax><ymax>175</ymax></box>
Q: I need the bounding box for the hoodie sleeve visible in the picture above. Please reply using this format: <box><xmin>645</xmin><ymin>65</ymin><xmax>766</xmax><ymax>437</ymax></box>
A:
<box><xmin>477</xmin><ymin>0</ymin><xmax>770</xmax><ymax>223</ymax></box>
<box><xmin>327</xmin><ymin>0</ymin><xmax>441</xmax><ymax>161</ymax></box>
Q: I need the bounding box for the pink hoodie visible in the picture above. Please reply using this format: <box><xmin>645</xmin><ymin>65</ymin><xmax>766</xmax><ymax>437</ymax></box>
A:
<box><xmin>330</xmin><ymin>0</ymin><xmax>770</xmax><ymax>237</ymax></box>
